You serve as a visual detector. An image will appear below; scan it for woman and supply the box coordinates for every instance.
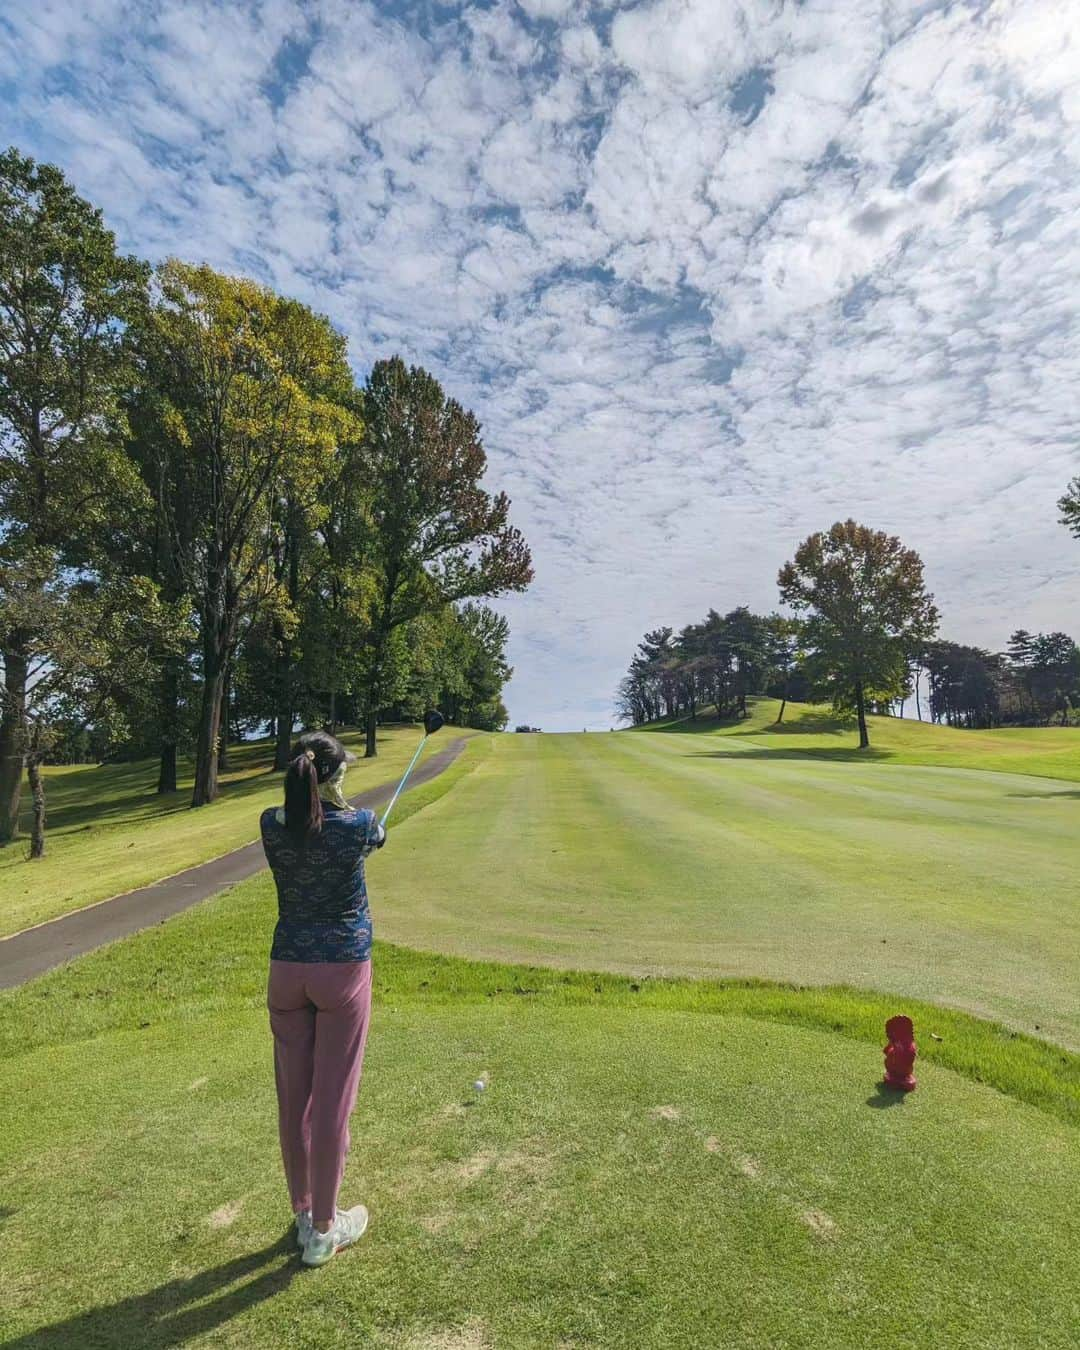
[261,730,385,1267]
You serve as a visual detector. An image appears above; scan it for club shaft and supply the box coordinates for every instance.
[379,735,427,829]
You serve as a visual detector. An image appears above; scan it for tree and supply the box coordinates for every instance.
[358,358,532,756]
[777,520,938,748]
[923,641,1003,728]
[142,262,357,805]
[763,614,802,724]
[615,609,782,727]
[1025,632,1080,725]
[0,147,148,841]
[444,603,512,729]
[1006,629,1037,721]
[0,550,185,855]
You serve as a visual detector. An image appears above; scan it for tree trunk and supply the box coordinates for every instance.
[0,643,28,844]
[855,680,870,749]
[914,668,922,722]
[776,671,789,724]
[158,743,177,796]
[157,655,180,794]
[217,665,231,775]
[192,646,227,807]
[272,633,294,769]
[27,751,46,860]
[274,712,293,770]
[365,709,377,758]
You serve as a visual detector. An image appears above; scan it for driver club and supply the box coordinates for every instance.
[379,709,445,829]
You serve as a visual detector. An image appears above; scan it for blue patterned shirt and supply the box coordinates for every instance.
[261,805,381,963]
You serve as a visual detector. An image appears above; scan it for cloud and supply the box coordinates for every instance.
[2,0,1079,728]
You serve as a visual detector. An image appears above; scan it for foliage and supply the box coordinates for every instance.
[0,147,529,853]
[778,520,938,748]
[0,145,151,844]
[616,610,795,726]
[141,261,359,804]
[0,546,189,853]
[0,146,149,550]
[356,357,532,754]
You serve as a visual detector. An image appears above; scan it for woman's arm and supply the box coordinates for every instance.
[359,810,386,856]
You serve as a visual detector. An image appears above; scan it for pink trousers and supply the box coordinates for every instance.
[267,959,372,1226]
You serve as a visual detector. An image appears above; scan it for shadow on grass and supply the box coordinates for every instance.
[688,747,891,764]
[6,1231,300,1349]
[12,725,414,842]
[640,712,749,734]
[865,1083,909,1110]
[736,712,857,738]
[14,751,279,838]
[638,704,861,740]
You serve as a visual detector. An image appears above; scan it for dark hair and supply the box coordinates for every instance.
[284,752,323,844]
[291,730,354,783]
[282,731,355,845]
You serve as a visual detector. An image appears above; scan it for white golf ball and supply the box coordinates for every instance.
[473,1080,486,1092]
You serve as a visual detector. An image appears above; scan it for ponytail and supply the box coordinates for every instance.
[284,750,323,844]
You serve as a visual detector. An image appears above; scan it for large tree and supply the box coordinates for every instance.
[0,147,148,841]
[0,552,184,855]
[142,262,356,805]
[777,520,938,748]
[357,358,532,756]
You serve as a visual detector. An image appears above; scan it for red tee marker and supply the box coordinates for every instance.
[883,1015,917,1092]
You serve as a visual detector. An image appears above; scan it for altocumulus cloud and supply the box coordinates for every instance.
[3,0,1079,728]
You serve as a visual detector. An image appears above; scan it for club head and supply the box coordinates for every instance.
[424,709,445,737]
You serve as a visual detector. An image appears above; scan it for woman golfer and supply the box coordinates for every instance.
[261,730,385,1267]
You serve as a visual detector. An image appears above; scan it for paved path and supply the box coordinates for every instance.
[0,737,467,990]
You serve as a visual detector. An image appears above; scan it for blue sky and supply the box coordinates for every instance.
[3,0,1079,729]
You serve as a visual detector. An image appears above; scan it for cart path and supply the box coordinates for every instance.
[0,737,467,990]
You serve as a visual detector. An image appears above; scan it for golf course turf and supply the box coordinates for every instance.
[0,725,464,938]
[376,706,1080,1050]
[1,705,1078,1347]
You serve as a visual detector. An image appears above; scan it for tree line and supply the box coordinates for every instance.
[619,519,1080,744]
[0,147,533,856]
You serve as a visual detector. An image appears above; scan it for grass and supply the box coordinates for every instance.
[3,709,1079,1345]
[373,714,1080,1049]
[648,696,1080,780]
[2,844,1078,1347]
[0,724,465,938]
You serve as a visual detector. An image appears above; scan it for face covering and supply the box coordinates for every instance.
[319,761,351,810]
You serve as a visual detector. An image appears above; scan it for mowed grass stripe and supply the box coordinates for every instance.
[372,729,1080,1048]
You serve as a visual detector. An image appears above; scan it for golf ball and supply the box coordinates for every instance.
[473,1080,486,1092]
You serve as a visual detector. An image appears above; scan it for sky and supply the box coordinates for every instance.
[2,0,1079,730]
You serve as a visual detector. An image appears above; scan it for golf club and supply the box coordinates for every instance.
[379,709,445,829]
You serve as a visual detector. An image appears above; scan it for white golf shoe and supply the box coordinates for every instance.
[295,1209,313,1249]
[301,1204,369,1267]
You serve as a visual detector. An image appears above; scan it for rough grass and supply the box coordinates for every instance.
[1,859,1077,1348]
[0,725,466,937]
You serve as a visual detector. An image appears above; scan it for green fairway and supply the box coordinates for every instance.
[0,726,463,938]
[374,714,1080,1050]
[2,860,1077,1349]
